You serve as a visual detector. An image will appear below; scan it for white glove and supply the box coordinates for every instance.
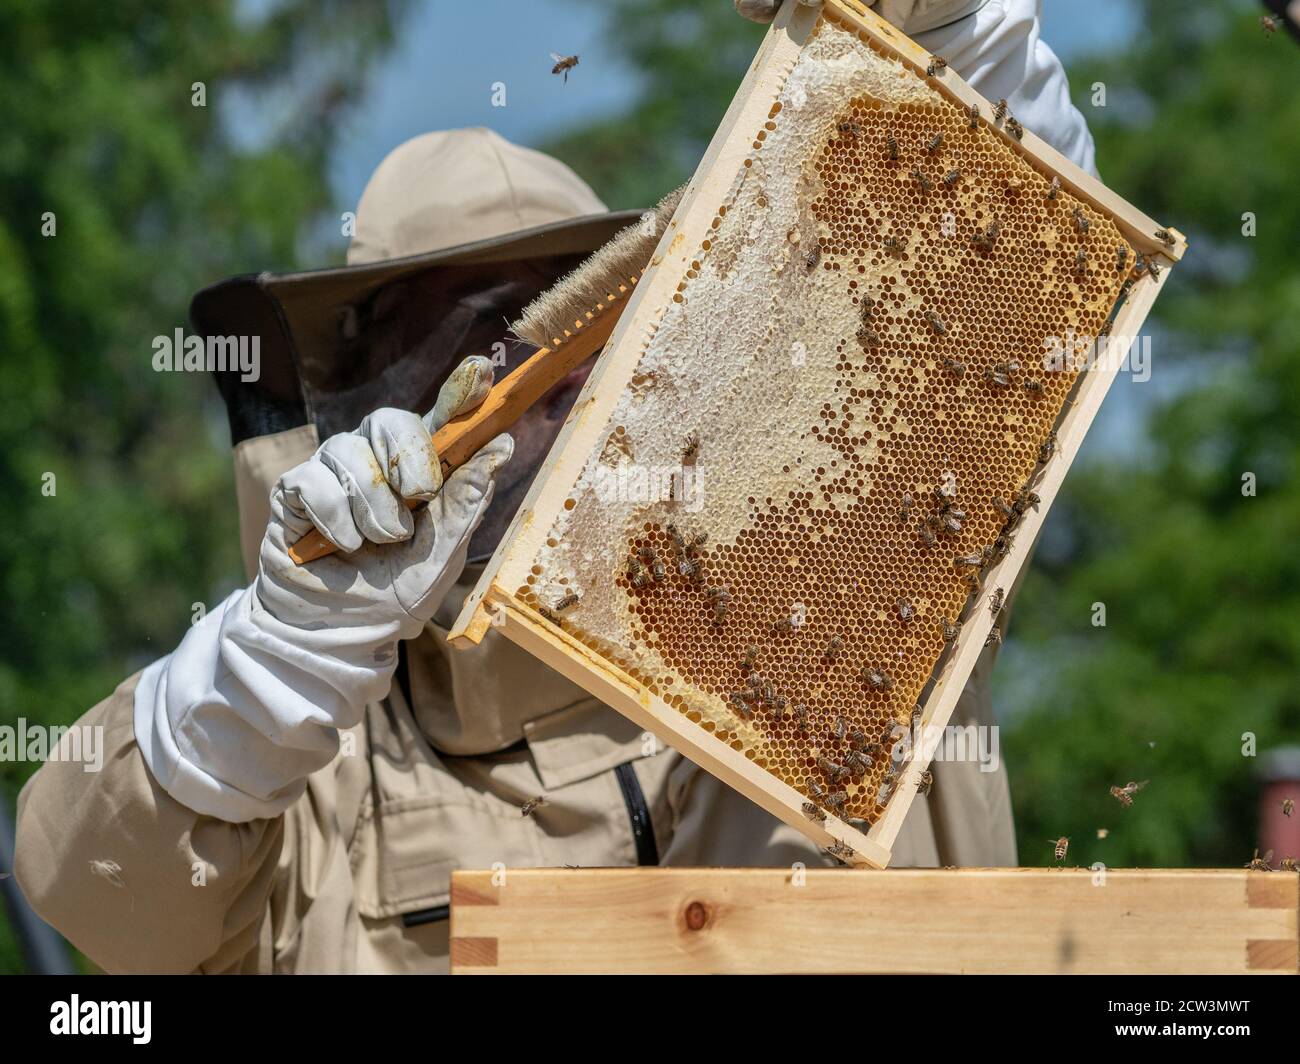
[134,357,513,823]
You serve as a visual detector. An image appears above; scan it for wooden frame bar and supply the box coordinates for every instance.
[449,0,1182,869]
[450,868,1298,975]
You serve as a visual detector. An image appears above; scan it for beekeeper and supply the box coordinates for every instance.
[17,0,1094,973]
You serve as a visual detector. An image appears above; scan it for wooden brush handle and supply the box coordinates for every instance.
[288,302,625,565]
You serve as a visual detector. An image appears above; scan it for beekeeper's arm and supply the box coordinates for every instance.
[16,357,511,972]
[737,0,1098,175]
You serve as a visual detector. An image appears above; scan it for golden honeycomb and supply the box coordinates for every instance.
[514,13,1137,827]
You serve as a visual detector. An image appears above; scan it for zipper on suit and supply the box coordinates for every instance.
[614,762,659,866]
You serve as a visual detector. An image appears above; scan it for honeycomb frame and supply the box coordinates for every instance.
[451,0,1184,868]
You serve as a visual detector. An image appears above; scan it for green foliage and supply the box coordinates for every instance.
[0,0,401,972]
[551,0,1299,869]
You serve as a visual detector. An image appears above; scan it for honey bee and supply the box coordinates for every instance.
[989,587,1005,615]
[1024,378,1044,396]
[791,703,810,736]
[1038,430,1057,464]
[1072,207,1089,234]
[954,553,983,570]
[666,523,686,554]
[818,756,850,783]
[768,697,787,722]
[991,534,1012,560]
[808,780,830,803]
[1006,117,1024,140]
[847,726,868,749]
[824,841,856,865]
[1283,798,1295,817]
[942,618,961,642]
[884,235,906,258]
[682,431,700,462]
[1116,246,1128,271]
[862,667,894,691]
[742,644,758,670]
[773,614,795,634]
[1152,228,1174,248]
[940,507,965,534]
[805,243,822,271]
[1109,779,1148,807]
[539,606,560,625]
[627,557,651,589]
[1261,14,1282,34]
[1050,836,1069,862]
[924,310,947,336]
[886,134,899,161]
[859,293,876,319]
[831,714,848,740]
[729,692,754,719]
[910,167,933,192]
[825,635,844,661]
[1074,248,1088,276]
[926,132,944,154]
[916,770,934,796]
[1281,856,1299,873]
[993,98,1009,122]
[942,357,966,378]
[554,591,580,612]
[550,52,579,81]
[802,801,827,822]
[521,795,548,817]
[926,56,947,76]
[857,325,882,349]
[1146,257,1162,279]
[962,569,980,592]
[984,363,1012,388]
[918,520,937,548]
[966,103,980,128]
[898,491,915,523]
[1012,486,1040,515]
[972,218,1001,252]
[845,749,871,777]
[897,597,915,622]
[942,169,962,187]
[1246,848,1274,872]
[1047,176,1060,201]
[824,789,848,811]
[992,496,1014,518]
[678,554,700,580]
[985,626,1002,647]
[838,119,862,140]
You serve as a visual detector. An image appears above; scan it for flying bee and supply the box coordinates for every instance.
[989,587,1005,616]
[1281,856,1299,873]
[993,98,1009,122]
[918,520,937,548]
[1006,116,1024,140]
[521,795,548,818]
[682,431,700,462]
[942,169,962,187]
[1261,14,1281,34]
[985,363,1012,388]
[1072,207,1089,234]
[1047,175,1060,201]
[802,801,827,823]
[1109,779,1148,807]
[1050,836,1069,862]
[924,310,947,336]
[1246,849,1274,872]
[942,357,966,378]
[742,644,759,670]
[825,635,844,661]
[818,756,850,783]
[897,598,915,622]
[910,167,933,192]
[627,557,651,589]
[554,591,580,612]
[1024,378,1044,396]
[966,103,980,128]
[862,667,894,691]
[926,132,944,154]
[942,618,961,643]
[884,235,906,258]
[550,52,579,82]
[985,626,1002,647]
[1038,430,1057,464]
[1284,798,1295,817]
[926,56,947,76]
[805,243,821,271]
[886,134,899,160]
[915,770,934,796]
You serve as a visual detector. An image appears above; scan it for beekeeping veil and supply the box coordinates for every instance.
[192,127,643,578]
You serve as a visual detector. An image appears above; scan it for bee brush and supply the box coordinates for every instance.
[289,185,685,565]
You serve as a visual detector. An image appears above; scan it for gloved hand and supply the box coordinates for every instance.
[134,357,513,823]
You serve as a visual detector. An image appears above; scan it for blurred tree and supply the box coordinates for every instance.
[0,0,403,971]
[551,0,1299,869]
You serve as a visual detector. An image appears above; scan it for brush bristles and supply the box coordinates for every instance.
[512,184,686,348]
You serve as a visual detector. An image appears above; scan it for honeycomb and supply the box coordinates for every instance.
[516,12,1136,828]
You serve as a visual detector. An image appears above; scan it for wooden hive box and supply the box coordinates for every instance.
[451,0,1185,867]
